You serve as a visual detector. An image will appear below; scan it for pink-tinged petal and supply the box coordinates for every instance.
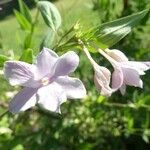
[4,61,36,87]
[120,84,126,95]
[94,65,113,97]
[94,75,112,97]
[36,48,58,78]
[55,76,86,99]
[102,49,150,92]
[54,51,79,76]
[143,62,150,68]
[122,67,142,87]
[106,49,128,62]
[94,66,111,84]
[100,66,111,82]
[9,87,37,113]
[122,61,150,74]
[37,82,67,113]
[112,68,123,89]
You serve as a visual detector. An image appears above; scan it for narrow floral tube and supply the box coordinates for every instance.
[79,40,115,96]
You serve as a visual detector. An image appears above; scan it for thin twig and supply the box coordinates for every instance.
[101,102,150,111]
[0,101,8,109]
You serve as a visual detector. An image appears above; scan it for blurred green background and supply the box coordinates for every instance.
[0,0,150,149]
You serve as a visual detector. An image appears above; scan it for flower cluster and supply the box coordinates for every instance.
[3,45,150,114]
[81,43,150,96]
[98,49,150,95]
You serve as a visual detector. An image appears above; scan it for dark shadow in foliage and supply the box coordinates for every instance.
[0,0,59,20]
[0,0,35,20]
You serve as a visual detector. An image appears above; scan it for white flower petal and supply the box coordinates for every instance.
[94,75,112,97]
[139,79,143,88]
[9,87,37,113]
[122,61,150,74]
[143,62,150,68]
[112,68,123,89]
[94,65,113,97]
[95,65,111,83]
[106,49,128,62]
[36,48,58,78]
[54,51,79,76]
[122,67,142,87]
[4,61,36,87]
[37,82,67,113]
[55,76,86,99]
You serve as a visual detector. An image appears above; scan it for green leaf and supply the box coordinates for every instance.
[19,48,33,64]
[143,135,149,143]
[18,0,32,23]
[0,55,9,67]
[37,1,61,31]
[85,9,150,49]
[23,33,32,49]
[40,29,56,49]
[14,9,31,31]
[0,127,12,134]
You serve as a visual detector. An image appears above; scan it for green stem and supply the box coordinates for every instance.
[31,9,39,36]
[0,110,9,119]
[25,9,39,49]
[78,39,96,66]
[102,102,150,110]
[121,128,150,135]
[53,26,74,50]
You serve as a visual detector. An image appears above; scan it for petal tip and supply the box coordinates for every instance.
[67,51,79,64]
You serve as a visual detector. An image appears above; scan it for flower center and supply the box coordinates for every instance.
[41,77,49,86]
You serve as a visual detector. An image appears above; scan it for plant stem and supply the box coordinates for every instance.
[31,9,39,37]
[102,102,150,110]
[53,25,74,49]
[0,110,9,119]
[25,9,39,49]
[78,39,97,66]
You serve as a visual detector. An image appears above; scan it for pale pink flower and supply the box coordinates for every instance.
[81,44,114,96]
[93,65,114,96]
[99,49,150,95]
[4,48,86,114]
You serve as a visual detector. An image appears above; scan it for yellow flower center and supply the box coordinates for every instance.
[41,77,49,86]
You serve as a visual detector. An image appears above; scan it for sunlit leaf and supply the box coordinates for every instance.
[85,9,150,49]
[37,1,61,31]
[14,10,31,31]
[143,135,149,143]
[0,127,12,134]
[23,33,32,49]
[18,0,32,23]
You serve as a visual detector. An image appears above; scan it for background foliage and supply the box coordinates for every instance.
[0,0,150,149]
